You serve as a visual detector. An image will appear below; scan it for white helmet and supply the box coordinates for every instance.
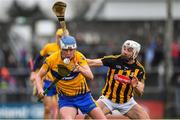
[122,40,141,59]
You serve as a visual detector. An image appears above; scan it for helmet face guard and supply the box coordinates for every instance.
[122,40,141,60]
[60,36,77,49]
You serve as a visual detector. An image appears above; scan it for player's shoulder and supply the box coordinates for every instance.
[135,60,145,71]
[46,50,60,60]
[75,51,86,60]
[44,42,57,47]
[75,50,85,57]
[103,54,120,59]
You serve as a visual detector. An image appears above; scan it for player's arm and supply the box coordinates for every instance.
[75,64,94,80]
[131,68,146,96]
[56,28,69,46]
[87,55,117,67]
[87,59,103,67]
[131,77,144,96]
[28,59,36,83]
[35,63,49,98]
[74,53,94,80]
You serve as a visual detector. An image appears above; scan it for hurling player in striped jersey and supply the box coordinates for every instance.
[87,40,150,119]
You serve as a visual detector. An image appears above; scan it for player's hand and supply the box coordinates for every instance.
[33,86,38,96]
[64,29,69,36]
[73,64,80,72]
[37,89,44,100]
[30,72,36,83]
[56,28,69,37]
[130,77,138,88]
[38,93,44,100]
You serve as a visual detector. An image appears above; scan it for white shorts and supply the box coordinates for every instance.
[98,95,137,115]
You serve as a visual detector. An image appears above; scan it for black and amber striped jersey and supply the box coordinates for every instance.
[101,54,146,104]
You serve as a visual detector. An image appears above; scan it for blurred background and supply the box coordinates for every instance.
[0,0,179,119]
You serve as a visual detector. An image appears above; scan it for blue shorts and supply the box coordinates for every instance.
[43,80,57,96]
[58,92,97,114]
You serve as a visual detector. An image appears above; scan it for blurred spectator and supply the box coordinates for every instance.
[0,49,5,67]
[151,35,164,67]
[171,40,180,66]
[145,34,164,71]
[2,45,18,68]
[20,48,28,68]
[145,38,156,71]
[0,67,17,92]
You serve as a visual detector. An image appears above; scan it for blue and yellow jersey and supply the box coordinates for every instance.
[42,50,90,96]
[40,43,60,81]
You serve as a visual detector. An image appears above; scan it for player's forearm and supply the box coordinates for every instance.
[35,75,44,94]
[87,59,103,67]
[30,72,36,84]
[78,65,94,80]
[133,81,144,96]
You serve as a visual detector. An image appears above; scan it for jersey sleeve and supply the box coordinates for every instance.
[33,44,49,71]
[40,44,49,56]
[33,53,44,71]
[101,55,116,67]
[42,55,53,72]
[77,52,88,66]
[137,67,146,83]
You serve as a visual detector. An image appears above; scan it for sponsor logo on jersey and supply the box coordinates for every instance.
[114,74,131,84]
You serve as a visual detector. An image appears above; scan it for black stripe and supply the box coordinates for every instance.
[108,69,119,100]
[58,17,65,21]
[56,3,66,7]
[50,69,63,80]
[121,68,130,103]
[76,86,79,95]
[128,86,133,100]
[122,69,127,76]
[123,84,130,103]
[51,68,79,81]
[129,88,133,98]
[33,54,44,71]
[115,83,122,103]
[103,68,112,95]
[84,82,87,93]
[80,82,83,94]
[59,89,65,95]
[75,89,78,95]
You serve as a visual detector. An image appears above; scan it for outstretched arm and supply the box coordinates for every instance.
[87,59,103,67]
[35,66,48,98]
